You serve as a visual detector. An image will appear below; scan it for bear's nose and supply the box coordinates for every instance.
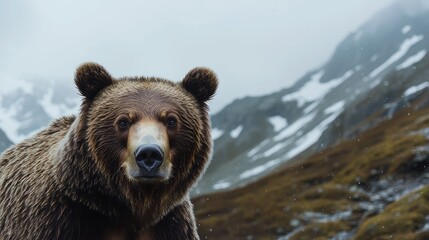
[134,144,164,172]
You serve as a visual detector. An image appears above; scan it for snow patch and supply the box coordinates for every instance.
[369,35,424,78]
[301,210,352,223]
[331,231,353,240]
[277,227,305,240]
[39,88,79,119]
[419,216,429,232]
[282,71,323,107]
[239,158,281,179]
[396,49,427,70]
[370,78,382,89]
[0,100,22,142]
[247,139,270,158]
[273,113,316,142]
[230,125,243,138]
[212,128,224,140]
[285,128,321,159]
[286,110,342,159]
[262,142,287,157]
[213,181,231,190]
[303,101,319,114]
[324,101,345,115]
[0,80,33,143]
[282,71,352,107]
[369,179,426,203]
[0,98,44,143]
[268,116,288,132]
[370,55,379,62]
[402,25,412,34]
[404,82,429,97]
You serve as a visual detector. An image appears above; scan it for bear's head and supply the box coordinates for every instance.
[73,63,217,219]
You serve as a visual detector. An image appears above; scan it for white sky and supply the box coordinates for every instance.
[0,0,395,113]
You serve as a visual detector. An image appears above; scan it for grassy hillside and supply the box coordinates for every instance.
[194,91,429,239]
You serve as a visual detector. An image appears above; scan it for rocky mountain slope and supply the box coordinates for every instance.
[0,129,12,153]
[194,54,429,239]
[193,0,429,196]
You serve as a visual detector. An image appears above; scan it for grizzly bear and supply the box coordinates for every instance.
[0,63,218,240]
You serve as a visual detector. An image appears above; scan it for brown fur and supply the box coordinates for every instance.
[0,63,218,240]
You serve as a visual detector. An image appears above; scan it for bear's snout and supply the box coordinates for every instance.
[125,121,172,182]
[134,144,164,173]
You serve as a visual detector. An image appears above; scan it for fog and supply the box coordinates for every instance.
[0,0,395,112]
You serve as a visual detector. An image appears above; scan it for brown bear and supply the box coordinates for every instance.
[0,63,218,240]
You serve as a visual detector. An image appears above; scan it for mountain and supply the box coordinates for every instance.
[194,54,429,239]
[192,0,429,196]
[0,80,79,145]
[0,128,12,153]
[192,1,429,239]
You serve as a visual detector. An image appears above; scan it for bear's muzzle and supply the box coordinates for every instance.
[134,144,164,175]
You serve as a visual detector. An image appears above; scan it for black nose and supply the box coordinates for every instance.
[134,144,164,172]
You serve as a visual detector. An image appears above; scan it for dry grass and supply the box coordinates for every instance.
[355,186,429,240]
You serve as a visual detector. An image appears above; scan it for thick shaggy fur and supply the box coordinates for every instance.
[0,63,218,240]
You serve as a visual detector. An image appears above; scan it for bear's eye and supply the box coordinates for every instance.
[166,116,177,129]
[117,118,130,130]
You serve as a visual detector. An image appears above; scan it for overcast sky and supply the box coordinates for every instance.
[0,0,396,113]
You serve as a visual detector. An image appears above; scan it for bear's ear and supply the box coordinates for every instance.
[75,63,113,100]
[181,67,218,103]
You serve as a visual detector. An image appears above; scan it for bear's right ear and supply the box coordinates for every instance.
[181,67,218,103]
[75,63,113,100]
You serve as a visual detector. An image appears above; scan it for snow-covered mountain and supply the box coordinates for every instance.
[0,80,79,144]
[193,0,429,195]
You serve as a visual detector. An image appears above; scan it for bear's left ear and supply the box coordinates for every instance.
[181,67,218,103]
[75,62,113,100]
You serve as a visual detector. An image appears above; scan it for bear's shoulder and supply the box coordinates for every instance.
[0,115,76,168]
